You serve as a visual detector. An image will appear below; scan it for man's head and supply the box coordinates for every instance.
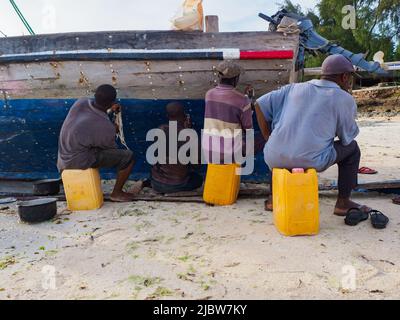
[94,84,117,112]
[216,61,243,88]
[320,54,357,92]
[166,102,187,123]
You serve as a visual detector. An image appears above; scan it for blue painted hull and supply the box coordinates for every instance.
[0,99,270,182]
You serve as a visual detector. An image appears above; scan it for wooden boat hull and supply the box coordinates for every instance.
[0,31,299,181]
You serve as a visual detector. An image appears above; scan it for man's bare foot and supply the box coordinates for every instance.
[127,181,144,196]
[264,195,273,212]
[110,191,135,203]
[334,199,371,216]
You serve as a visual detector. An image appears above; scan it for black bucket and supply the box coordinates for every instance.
[18,198,57,223]
[33,179,61,196]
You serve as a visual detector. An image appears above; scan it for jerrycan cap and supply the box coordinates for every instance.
[292,168,305,174]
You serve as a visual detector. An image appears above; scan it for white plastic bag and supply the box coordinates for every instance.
[171,0,204,31]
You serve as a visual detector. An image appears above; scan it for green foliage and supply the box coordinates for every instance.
[395,44,400,60]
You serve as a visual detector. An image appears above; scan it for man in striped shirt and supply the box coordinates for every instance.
[202,61,265,165]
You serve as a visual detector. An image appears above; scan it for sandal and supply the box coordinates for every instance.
[370,210,389,229]
[264,197,273,212]
[393,197,400,205]
[344,208,370,226]
[358,167,378,175]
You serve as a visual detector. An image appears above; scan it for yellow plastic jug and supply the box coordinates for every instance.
[203,164,241,206]
[273,168,319,236]
[62,169,104,211]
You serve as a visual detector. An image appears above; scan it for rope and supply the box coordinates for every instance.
[9,0,35,35]
[0,29,7,37]
[277,22,300,34]
[114,111,130,151]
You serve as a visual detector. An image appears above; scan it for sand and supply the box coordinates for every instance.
[0,116,399,300]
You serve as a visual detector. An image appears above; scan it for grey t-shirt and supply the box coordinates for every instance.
[57,98,117,171]
[257,79,359,172]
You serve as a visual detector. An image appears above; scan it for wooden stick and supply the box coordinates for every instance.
[205,15,219,33]
[2,180,400,203]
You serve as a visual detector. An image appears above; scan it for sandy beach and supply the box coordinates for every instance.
[0,115,399,300]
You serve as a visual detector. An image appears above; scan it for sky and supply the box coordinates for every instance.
[0,0,317,37]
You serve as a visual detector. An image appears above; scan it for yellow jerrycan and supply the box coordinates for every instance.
[273,168,319,236]
[203,164,241,206]
[62,168,104,211]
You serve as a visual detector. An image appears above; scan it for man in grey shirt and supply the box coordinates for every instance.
[255,55,369,216]
[58,84,140,202]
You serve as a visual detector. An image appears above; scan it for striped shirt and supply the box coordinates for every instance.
[202,84,252,163]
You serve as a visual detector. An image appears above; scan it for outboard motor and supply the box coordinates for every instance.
[259,10,388,76]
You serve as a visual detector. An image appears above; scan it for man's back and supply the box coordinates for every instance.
[151,123,190,185]
[258,79,359,172]
[57,98,116,171]
[203,84,252,163]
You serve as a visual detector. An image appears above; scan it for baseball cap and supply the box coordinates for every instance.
[321,54,361,77]
[216,61,243,79]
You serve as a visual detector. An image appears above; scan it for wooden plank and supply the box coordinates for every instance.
[0,59,293,82]
[2,180,399,204]
[356,180,400,190]
[1,80,289,100]
[0,59,292,99]
[0,31,299,55]
[205,16,219,33]
[0,69,290,92]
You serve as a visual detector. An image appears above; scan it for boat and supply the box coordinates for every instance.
[1,10,387,181]
[0,26,299,181]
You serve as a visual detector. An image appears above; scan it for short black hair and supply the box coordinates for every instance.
[95,84,117,107]
[166,102,185,121]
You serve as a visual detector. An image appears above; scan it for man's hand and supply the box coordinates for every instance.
[111,103,122,114]
[255,102,271,142]
[244,85,255,99]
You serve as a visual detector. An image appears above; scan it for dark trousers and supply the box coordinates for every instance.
[334,140,361,199]
[151,172,204,194]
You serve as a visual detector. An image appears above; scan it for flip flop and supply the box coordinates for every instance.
[393,197,400,205]
[370,210,389,229]
[358,167,378,175]
[264,197,273,212]
[344,208,370,226]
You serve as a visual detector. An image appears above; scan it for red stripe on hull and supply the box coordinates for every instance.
[240,50,294,60]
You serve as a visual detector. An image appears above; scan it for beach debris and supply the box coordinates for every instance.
[128,275,163,288]
[224,262,240,268]
[379,259,395,266]
[0,256,16,270]
[0,207,15,215]
[146,286,174,300]
[177,254,191,262]
[201,282,210,291]
[118,207,147,217]
[183,232,194,239]
[177,272,195,282]
[370,289,384,294]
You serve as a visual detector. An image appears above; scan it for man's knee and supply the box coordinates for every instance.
[119,150,135,171]
[94,149,135,171]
